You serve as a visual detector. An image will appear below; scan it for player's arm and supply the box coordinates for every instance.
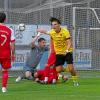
[30,32,41,48]
[37,29,50,35]
[66,38,72,53]
[65,28,72,53]
[11,42,15,61]
[10,29,16,62]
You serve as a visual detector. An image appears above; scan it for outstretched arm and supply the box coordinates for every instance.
[37,28,50,35]
[30,32,41,48]
[11,42,15,62]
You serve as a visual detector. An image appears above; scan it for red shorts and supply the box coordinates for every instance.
[0,58,11,69]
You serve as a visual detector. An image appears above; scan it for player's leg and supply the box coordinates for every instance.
[1,59,11,93]
[54,55,65,83]
[44,38,56,83]
[15,65,33,82]
[66,52,79,86]
[25,71,33,80]
[2,69,8,93]
[55,54,65,73]
[44,52,56,83]
[55,55,70,83]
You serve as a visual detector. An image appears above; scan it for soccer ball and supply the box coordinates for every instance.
[18,23,25,31]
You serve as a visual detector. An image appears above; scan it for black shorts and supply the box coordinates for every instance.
[55,52,73,67]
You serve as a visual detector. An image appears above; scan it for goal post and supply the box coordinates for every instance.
[72,7,100,70]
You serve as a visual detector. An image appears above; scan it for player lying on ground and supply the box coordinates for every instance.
[0,12,15,93]
[34,67,58,84]
[37,17,79,86]
[16,33,49,82]
[43,39,57,83]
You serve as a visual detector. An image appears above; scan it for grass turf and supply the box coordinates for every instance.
[0,77,100,100]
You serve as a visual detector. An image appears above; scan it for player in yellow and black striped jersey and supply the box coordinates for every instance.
[37,17,79,86]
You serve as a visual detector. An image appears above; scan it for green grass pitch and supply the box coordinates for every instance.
[0,76,100,100]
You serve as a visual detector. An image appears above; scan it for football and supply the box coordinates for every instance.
[18,23,25,31]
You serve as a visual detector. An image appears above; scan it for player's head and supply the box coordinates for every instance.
[38,38,46,48]
[49,17,61,31]
[34,72,38,78]
[0,12,6,23]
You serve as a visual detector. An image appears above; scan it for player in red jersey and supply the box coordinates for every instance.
[34,67,58,84]
[44,39,57,83]
[0,12,15,93]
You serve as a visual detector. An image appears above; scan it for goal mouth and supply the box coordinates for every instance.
[72,7,100,70]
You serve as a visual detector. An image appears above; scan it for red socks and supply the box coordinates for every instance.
[2,70,8,88]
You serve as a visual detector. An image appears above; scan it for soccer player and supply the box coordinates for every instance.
[16,34,49,82]
[0,12,15,92]
[34,67,58,84]
[44,39,57,83]
[37,17,79,86]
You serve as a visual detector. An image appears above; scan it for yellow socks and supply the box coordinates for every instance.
[71,76,78,81]
[71,76,79,86]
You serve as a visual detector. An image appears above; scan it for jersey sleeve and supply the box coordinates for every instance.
[11,29,15,43]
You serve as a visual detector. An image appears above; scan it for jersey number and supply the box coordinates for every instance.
[1,34,7,46]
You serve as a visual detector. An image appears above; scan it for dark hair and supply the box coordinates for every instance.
[38,38,46,43]
[49,17,61,24]
[0,12,6,23]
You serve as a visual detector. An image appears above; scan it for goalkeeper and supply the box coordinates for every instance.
[16,33,49,82]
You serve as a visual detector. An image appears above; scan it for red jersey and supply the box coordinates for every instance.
[37,68,58,84]
[0,24,15,59]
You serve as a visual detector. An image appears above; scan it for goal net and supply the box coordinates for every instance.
[73,7,100,71]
